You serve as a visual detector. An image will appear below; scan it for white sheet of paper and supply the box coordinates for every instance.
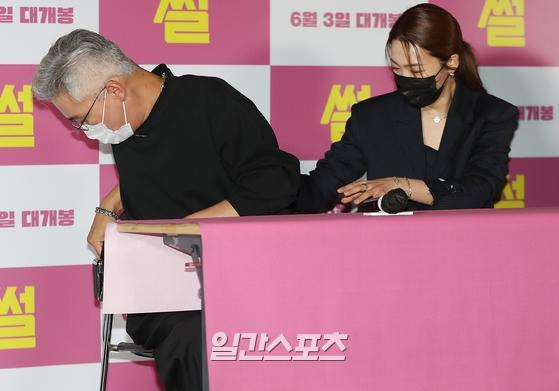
[363,211,414,216]
[102,223,202,314]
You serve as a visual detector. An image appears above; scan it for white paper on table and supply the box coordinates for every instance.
[102,223,202,314]
[363,211,414,216]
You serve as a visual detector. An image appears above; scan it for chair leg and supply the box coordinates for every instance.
[100,313,114,391]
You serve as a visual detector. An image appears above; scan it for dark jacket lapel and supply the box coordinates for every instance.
[437,82,478,161]
[392,81,479,180]
[393,94,425,178]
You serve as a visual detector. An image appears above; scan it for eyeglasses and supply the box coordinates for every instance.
[70,88,105,131]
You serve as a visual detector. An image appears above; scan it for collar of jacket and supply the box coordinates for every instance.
[391,80,480,178]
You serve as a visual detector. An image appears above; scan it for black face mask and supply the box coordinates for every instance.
[394,66,449,108]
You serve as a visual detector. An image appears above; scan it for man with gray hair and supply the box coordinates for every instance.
[33,29,300,390]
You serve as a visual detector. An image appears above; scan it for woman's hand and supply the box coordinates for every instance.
[337,177,401,205]
[338,177,434,206]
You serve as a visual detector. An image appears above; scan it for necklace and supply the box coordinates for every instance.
[423,107,447,124]
[432,114,447,124]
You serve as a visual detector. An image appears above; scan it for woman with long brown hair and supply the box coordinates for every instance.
[296,3,518,212]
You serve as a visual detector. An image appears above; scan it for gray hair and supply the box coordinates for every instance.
[32,29,138,102]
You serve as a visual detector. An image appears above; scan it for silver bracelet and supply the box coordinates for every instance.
[95,207,119,220]
[404,177,412,198]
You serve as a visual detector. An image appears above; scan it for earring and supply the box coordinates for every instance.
[449,71,455,78]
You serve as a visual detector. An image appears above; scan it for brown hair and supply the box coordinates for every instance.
[386,3,486,93]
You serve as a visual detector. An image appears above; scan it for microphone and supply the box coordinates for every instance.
[357,188,409,214]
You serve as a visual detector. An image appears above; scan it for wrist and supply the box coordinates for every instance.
[412,179,434,205]
[403,177,412,198]
[100,186,122,213]
[99,197,120,213]
[95,207,120,220]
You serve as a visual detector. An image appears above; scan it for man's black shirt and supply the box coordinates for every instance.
[112,65,300,219]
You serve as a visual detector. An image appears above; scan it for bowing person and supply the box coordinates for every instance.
[32,29,300,391]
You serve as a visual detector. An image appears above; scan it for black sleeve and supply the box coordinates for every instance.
[295,107,367,213]
[208,81,300,216]
[426,103,519,209]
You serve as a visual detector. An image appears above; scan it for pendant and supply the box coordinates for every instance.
[433,116,442,124]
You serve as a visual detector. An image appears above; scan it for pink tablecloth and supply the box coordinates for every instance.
[197,208,559,391]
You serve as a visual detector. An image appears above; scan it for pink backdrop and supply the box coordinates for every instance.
[1,0,558,389]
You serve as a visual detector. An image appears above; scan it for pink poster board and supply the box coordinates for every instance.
[198,209,559,391]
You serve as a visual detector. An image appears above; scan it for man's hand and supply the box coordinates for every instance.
[87,213,116,255]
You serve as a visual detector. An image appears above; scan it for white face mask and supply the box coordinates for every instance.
[84,90,134,144]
